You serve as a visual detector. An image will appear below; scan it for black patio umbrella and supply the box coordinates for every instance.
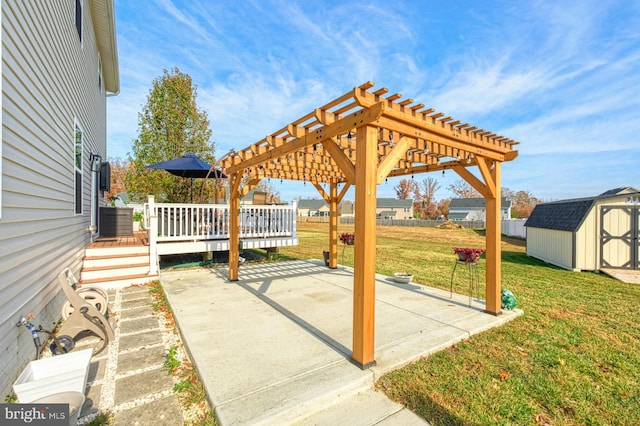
[145,154,227,201]
[145,153,226,178]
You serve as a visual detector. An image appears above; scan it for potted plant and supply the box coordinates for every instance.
[132,211,144,232]
[452,247,484,263]
[339,232,355,245]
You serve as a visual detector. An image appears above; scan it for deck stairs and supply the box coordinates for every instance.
[80,242,158,289]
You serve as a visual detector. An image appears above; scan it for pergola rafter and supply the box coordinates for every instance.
[218,82,520,369]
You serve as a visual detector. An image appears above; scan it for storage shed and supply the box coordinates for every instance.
[525,187,640,271]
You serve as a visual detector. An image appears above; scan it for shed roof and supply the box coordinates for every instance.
[525,187,640,232]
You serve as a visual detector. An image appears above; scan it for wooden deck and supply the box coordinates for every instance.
[89,231,149,249]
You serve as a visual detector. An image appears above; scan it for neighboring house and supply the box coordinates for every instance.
[340,200,354,218]
[297,198,330,216]
[241,188,284,205]
[376,198,413,220]
[449,197,512,221]
[297,198,409,219]
[0,0,119,396]
[525,187,640,271]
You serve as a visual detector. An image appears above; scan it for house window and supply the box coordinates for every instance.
[75,0,82,43]
[74,123,83,214]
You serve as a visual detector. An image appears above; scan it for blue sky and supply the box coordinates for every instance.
[108,0,640,203]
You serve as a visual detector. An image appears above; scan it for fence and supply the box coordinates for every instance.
[299,215,527,237]
[339,217,486,229]
[501,219,527,238]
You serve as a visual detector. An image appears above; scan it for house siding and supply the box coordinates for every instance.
[0,0,110,396]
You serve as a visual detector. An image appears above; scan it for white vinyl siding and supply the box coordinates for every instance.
[575,206,598,271]
[526,228,574,270]
[0,0,109,396]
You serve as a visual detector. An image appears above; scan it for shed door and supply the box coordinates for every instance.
[600,206,639,270]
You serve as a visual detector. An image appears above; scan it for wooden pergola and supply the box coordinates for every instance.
[218,82,519,368]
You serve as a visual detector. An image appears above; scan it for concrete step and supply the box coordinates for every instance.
[215,359,374,426]
[81,263,151,281]
[291,389,428,426]
[83,253,150,268]
[80,273,158,289]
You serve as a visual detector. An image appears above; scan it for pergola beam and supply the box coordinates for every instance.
[376,135,413,184]
[225,102,385,175]
[452,165,488,197]
[322,138,356,184]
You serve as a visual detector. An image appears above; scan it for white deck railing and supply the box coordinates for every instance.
[144,198,298,242]
[144,196,298,274]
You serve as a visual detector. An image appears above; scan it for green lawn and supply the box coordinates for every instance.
[276,222,640,425]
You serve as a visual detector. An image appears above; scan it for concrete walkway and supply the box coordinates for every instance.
[600,268,640,284]
[161,260,522,425]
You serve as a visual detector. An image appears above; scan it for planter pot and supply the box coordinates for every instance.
[393,272,413,284]
[13,349,92,403]
[457,252,468,262]
[31,391,85,425]
[323,250,330,267]
[133,221,141,232]
[345,240,354,246]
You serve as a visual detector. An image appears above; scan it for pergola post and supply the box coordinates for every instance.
[352,125,378,368]
[485,161,502,314]
[228,172,241,281]
[329,182,338,268]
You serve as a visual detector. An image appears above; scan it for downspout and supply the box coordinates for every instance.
[90,153,102,241]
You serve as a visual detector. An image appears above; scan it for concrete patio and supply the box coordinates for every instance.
[161,260,523,425]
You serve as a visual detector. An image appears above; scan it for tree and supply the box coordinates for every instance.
[418,177,440,219]
[125,67,216,202]
[511,190,540,218]
[106,157,130,202]
[436,198,450,219]
[502,187,540,218]
[394,179,417,200]
[447,179,480,199]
